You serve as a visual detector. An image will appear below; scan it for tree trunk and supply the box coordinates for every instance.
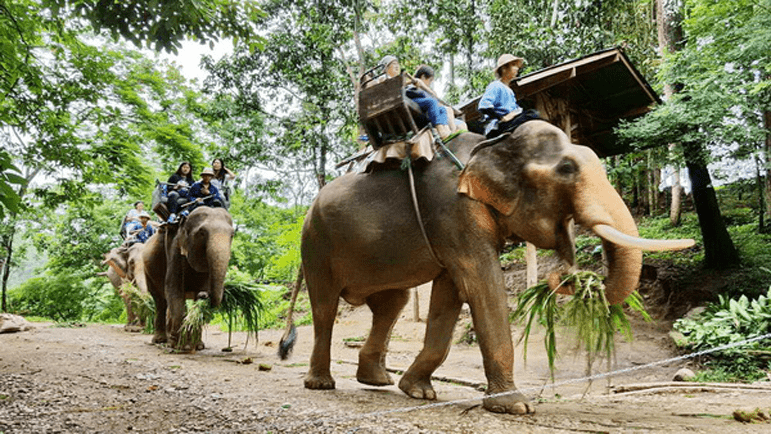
[683,142,739,268]
[647,152,655,216]
[756,155,765,232]
[764,109,771,223]
[669,167,682,226]
[1,225,16,312]
[657,0,685,226]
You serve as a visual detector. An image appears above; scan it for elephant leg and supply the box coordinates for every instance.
[121,291,136,326]
[304,276,340,390]
[165,257,187,350]
[150,288,167,344]
[464,266,534,415]
[399,272,462,400]
[357,288,409,386]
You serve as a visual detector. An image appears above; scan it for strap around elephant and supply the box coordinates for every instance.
[404,144,445,269]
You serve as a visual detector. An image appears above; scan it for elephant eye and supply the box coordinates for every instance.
[557,158,577,176]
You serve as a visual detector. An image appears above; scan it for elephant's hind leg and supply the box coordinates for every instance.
[304,279,340,390]
[357,288,409,386]
[399,273,462,400]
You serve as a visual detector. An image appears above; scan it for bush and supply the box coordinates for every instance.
[9,273,91,322]
[672,284,771,382]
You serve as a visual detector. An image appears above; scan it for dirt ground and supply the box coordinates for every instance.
[2,264,771,433]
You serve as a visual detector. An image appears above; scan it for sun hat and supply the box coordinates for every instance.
[495,54,525,78]
[200,168,215,177]
[138,211,151,219]
[379,55,398,68]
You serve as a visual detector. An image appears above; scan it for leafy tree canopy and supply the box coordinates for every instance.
[43,0,265,53]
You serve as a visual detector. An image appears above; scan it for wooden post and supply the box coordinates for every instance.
[412,287,420,322]
[526,242,538,288]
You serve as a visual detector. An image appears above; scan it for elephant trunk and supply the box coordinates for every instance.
[133,265,149,295]
[596,220,642,306]
[205,233,232,308]
[574,156,642,305]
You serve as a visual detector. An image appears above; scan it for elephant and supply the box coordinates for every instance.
[293,119,693,415]
[142,206,234,351]
[103,242,150,331]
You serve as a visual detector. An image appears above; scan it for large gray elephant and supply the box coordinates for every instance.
[143,206,234,351]
[296,120,692,415]
[103,243,149,331]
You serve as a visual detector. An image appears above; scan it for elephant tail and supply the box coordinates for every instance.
[278,265,303,360]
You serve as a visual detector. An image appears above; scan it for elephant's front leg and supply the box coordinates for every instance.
[164,258,187,350]
[465,265,534,415]
[357,288,409,386]
[149,288,167,344]
[399,272,462,400]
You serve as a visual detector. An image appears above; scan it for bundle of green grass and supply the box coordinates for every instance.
[120,282,155,333]
[511,271,650,378]
[179,271,265,350]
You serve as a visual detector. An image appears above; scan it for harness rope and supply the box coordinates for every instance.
[404,142,444,269]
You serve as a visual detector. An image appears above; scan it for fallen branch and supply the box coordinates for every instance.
[600,386,771,398]
[611,381,771,393]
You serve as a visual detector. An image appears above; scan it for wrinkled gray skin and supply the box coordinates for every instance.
[301,120,643,415]
[143,207,234,351]
[103,243,149,330]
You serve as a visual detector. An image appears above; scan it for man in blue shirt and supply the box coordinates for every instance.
[186,168,224,211]
[478,54,526,138]
[126,211,155,244]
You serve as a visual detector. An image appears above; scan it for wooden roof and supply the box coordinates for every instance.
[460,47,660,157]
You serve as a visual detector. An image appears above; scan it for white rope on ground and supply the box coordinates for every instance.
[321,332,771,424]
[220,332,771,432]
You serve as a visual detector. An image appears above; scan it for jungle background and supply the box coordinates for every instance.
[1,0,771,385]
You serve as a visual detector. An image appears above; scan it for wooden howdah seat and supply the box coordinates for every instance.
[359,71,429,149]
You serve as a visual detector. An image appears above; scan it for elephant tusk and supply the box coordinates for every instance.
[592,224,695,251]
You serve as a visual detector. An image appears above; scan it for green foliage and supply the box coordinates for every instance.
[617,0,771,169]
[511,271,650,378]
[229,196,305,281]
[0,150,25,219]
[637,213,704,266]
[44,0,265,54]
[179,299,214,349]
[256,286,312,330]
[8,272,119,323]
[673,285,771,382]
[218,268,266,345]
[121,281,156,332]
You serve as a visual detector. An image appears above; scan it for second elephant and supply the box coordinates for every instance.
[103,242,150,330]
[143,206,234,351]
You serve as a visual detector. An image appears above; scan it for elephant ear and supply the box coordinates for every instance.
[177,225,190,257]
[458,135,523,216]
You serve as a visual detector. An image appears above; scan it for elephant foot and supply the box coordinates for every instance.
[398,374,437,400]
[196,341,205,351]
[152,333,167,344]
[483,390,535,415]
[304,372,335,390]
[356,362,393,386]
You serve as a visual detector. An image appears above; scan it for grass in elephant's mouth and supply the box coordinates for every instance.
[510,271,651,379]
[179,277,266,350]
[180,299,214,349]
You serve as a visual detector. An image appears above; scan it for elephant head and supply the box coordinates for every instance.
[174,206,234,307]
[458,120,692,304]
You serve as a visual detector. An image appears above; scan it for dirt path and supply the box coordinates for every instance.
[2,285,770,433]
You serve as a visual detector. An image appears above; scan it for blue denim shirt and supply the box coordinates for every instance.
[478,80,521,120]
